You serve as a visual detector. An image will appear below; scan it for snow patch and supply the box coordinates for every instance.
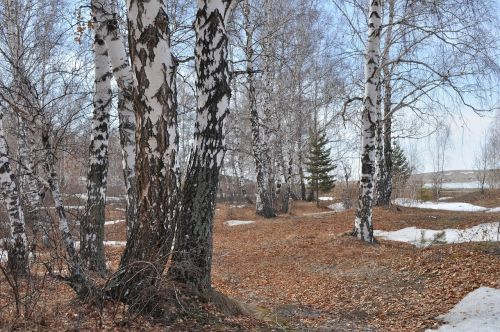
[393,198,489,212]
[0,250,6,263]
[486,207,500,213]
[225,220,255,226]
[374,222,500,247]
[303,211,336,216]
[328,203,346,212]
[426,287,500,331]
[105,219,126,226]
[229,205,246,208]
[423,181,481,189]
[318,196,335,201]
[437,197,453,201]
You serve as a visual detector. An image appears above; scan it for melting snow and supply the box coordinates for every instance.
[303,211,336,216]
[437,197,453,201]
[374,222,500,247]
[487,207,500,213]
[75,240,126,249]
[423,182,481,189]
[229,205,246,208]
[318,196,335,201]
[105,219,126,226]
[328,203,346,212]
[0,250,6,263]
[394,198,489,212]
[426,287,500,331]
[225,220,255,226]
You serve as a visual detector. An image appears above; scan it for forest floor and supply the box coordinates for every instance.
[1,190,499,331]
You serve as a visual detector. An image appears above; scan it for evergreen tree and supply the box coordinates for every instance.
[392,141,413,192]
[305,127,336,206]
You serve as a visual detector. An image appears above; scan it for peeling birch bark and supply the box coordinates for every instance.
[109,0,180,298]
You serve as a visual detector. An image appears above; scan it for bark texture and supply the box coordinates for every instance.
[0,112,28,273]
[17,116,49,246]
[42,130,78,262]
[353,0,382,243]
[110,0,180,299]
[170,0,234,291]
[376,0,395,207]
[243,0,275,218]
[100,0,138,236]
[80,0,112,272]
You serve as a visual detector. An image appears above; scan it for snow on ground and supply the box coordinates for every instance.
[71,193,125,202]
[318,196,335,201]
[75,241,126,249]
[423,181,481,189]
[302,211,336,216]
[374,222,500,247]
[394,198,490,212]
[426,287,500,332]
[327,203,346,212]
[41,206,85,210]
[104,219,126,226]
[437,197,453,201]
[0,250,6,263]
[229,205,246,208]
[487,207,500,213]
[103,241,126,246]
[225,220,255,226]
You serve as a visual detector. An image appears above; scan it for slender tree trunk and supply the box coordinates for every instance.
[17,115,50,246]
[110,0,180,299]
[170,0,234,292]
[0,112,28,274]
[100,0,138,237]
[242,0,274,218]
[80,1,112,272]
[3,0,28,273]
[378,93,393,205]
[353,0,382,243]
[374,83,383,204]
[376,0,394,207]
[41,130,77,263]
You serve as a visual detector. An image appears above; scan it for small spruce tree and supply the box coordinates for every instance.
[392,141,413,194]
[305,127,336,206]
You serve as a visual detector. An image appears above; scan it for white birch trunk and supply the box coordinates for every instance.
[170,0,234,291]
[0,112,28,273]
[41,130,77,262]
[243,0,275,218]
[17,116,49,246]
[80,0,112,272]
[98,0,138,236]
[354,0,382,243]
[110,0,180,298]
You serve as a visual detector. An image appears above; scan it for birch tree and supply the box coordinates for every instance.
[353,0,381,243]
[0,111,28,273]
[98,0,138,236]
[80,0,112,272]
[242,0,275,218]
[109,0,180,299]
[170,0,234,291]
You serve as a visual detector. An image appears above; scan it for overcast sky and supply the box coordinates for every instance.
[405,111,497,173]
